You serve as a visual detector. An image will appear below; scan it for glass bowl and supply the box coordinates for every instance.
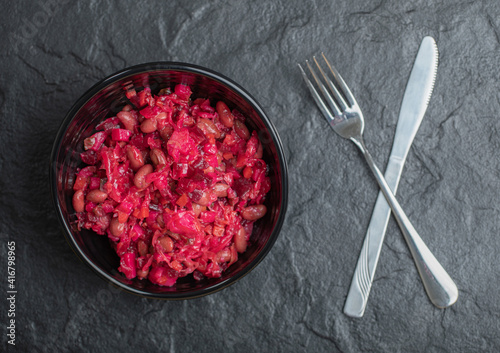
[50,62,288,299]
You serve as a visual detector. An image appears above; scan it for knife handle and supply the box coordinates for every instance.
[353,139,459,312]
[343,157,402,317]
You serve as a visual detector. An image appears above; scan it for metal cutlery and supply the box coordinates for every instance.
[344,36,441,317]
[298,52,458,310]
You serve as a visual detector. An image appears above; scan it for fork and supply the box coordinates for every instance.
[298,54,458,309]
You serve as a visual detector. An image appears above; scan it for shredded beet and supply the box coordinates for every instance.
[72,84,271,286]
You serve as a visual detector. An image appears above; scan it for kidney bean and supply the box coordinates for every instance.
[156,111,167,121]
[243,166,252,179]
[158,88,171,95]
[216,101,234,128]
[170,260,183,271]
[234,227,247,253]
[110,218,126,237]
[192,203,206,217]
[86,189,108,203]
[159,236,174,252]
[72,189,85,213]
[159,125,174,141]
[136,269,149,279]
[241,205,267,221]
[167,231,181,241]
[195,190,211,206]
[213,183,229,197]
[92,204,106,217]
[254,142,263,159]
[204,166,215,174]
[126,145,145,170]
[197,118,221,138]
[216,248,232,263]
[140,117,157,133]
[134,164,153,189]
[137,240,149,257]
[150,148,167,166]
[156,213,165,228]
[117,111,137,131]
[216,162,226,172]
[234,120,250,140]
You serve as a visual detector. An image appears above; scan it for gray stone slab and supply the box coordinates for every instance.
[1,0,499,351]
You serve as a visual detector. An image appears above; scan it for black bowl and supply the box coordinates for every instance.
[50,62,288,299]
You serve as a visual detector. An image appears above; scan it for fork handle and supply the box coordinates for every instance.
[352,137,458,308]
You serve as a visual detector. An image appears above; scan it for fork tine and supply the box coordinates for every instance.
[304,60,342,117]
[298,63,337,122]
[321,53,356,106]
[313,56,349,110]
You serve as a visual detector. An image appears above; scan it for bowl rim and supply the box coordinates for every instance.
[49,61,288,299]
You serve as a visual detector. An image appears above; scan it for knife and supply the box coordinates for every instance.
[344,36,440,318]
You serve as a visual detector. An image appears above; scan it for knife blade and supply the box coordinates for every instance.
[343,36,439,318]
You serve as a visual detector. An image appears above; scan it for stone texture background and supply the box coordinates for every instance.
[1,0,500,352]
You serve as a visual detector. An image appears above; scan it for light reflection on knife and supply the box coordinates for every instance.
[344,36,439,318]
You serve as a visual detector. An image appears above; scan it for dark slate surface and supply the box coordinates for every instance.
[1,0,500,352]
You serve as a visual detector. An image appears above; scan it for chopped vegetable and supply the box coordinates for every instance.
[72,84,270,286]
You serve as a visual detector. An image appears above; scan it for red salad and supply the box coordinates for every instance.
[72,84,270,286]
